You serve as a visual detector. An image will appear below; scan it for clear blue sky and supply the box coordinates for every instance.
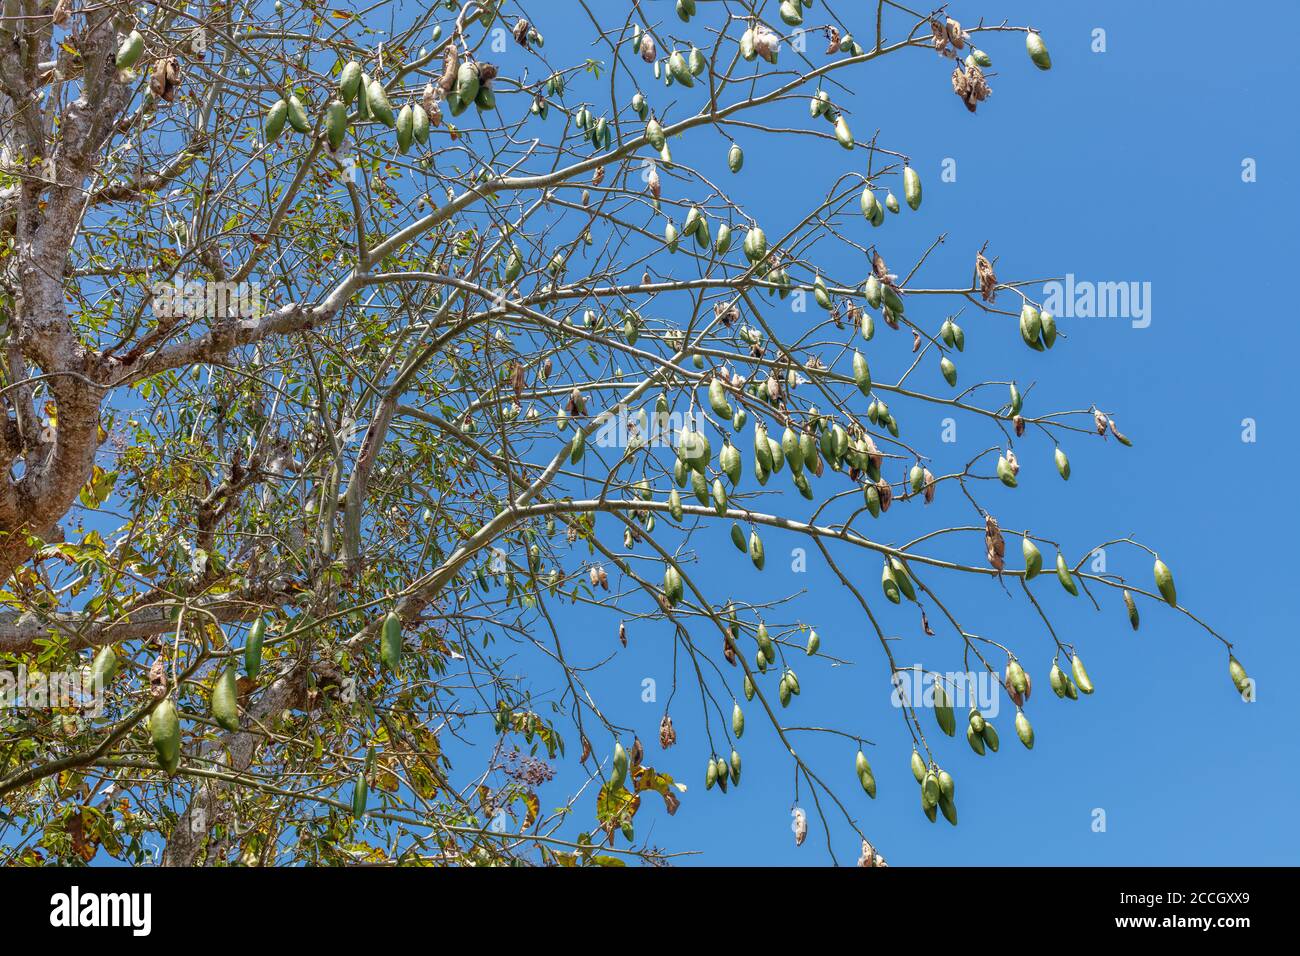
[518,0,1297,866]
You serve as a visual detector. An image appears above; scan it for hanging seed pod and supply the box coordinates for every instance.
[1041,311,1058,347]
[570,426,585,464]
[1123,589,1140,630]
[1006,658,1028,696]
[1054,447,1071,480]
[1015,711,1035,749]
[211,664,239,731]
[1026,31,1052,70]
[938,793,958,826]
[667,50,693,86]
[396,104,414,152]
[864,482,881,517]
[860,187,879,221]
[982,721,1000,751]
[834,114,854,149]
[921,772,940,809]
[806,629,820,655]
[324,100,348,150]
[727,143,744,172]
[743,674,756,701]
[1049,661,1068,698]
[116,30,145,71]
[715,222,732,254]
[881,561,901,604]
[1153,559,1177,606]
[381,611,403,670]
[903,166,922,210]
[778,676,792,707]
[1009,382,1023,416]
[1056,552,1078,596]
[245,618,266,677]
[940,356,957,386]
[910,749,926,783]
[1228,656,1251,696]
[885,192,900,214]
[150,699,181,775]
[1023,536,1043,579]
[1019,304,1044,350]
[611,741,630,788]
[264,99,289,143]
[729,749,742,784]
[729,522,746,552]
[966,723,986,755]
[285,94,309,133]
[89,646,118,690]
[351,772,368,817]
[1071,654,1095,695]
[934,684,956,736]
[852,350,872,395]
[996,455,1017,488]
[749,530,765,570]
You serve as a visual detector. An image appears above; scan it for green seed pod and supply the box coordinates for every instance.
[921,772,940,809]
[668,488,684,522]
[691,469,708,505]
[859,308,875,341]
[1123,589,1140,630]
[731,702,745,738]
[381,611,403,670]
[1041,311,1058,347]
[910,749,926,783]
[864,273,882,307]
[743,674,755,701]
[1009,382,1023,416]
[934,684,956,736]
[715,222,732,254]
[611,741,629,788]
[325,99,348,150]
[708,378,733,419]
[923,799,938,823]
[1056,551,1078,596]
[730,749,742,784]
[856,751,876,798]
[1049,661,1068,698]
[864,482,880,517]
[1154,559,1177,607]
[339,60,363,103]
[646,118,666,150]
[780,0,803,26]
[1019,304,1044,350]
[743,226,768,263]
[891,558,916,601]
[711,478,728,516]
[739,29,756,61]
[1015,711,1035,749]
[981,721,1000,752]
[116,30,145,70]
[667,50,694,86]
[396,103,414,152]
[1228,655,1250,696]
[938,793,958,826]
[264,99,289,143]
[286,95,310,133]
[570,426,585,464]
[749,530,765,570]
[805,629,820,655]
[881,562,901,604]
[1026,31,1052,70]
[150,699,181,775]
[852,350,872,395]
[211,664,239,731]
[966,723,986,755]
[727,143,743,172]
[1063,675,1079,700]
[950,322,965,350]
[940,356,957,386]
[89,646,118,691]
[245,618,266,677]
[885,191,900,214]
[1071,654,1095,695]
[1023,536,1043,580]
[1006,658,1028,695]
[778,677,792,707]
[881,284,905,315]
[834,115,854,149]
[1055,447,1071,480]
[664,220,679,252]
[367,78,396,127]
[782,428,804,476]
[997,456,1018,488]
[971,48,993,67]
[351,771,368,817]
[903,166,922,210]
[909,465,924,494]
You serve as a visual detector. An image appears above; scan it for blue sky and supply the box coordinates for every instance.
[516,0,1297,866]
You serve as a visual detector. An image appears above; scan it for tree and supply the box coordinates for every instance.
[0,0,1248,866]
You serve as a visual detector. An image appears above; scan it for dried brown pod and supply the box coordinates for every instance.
[597,566,609,590]
[826,27,841,54]
[438,46,459,93]
[618,621,627,647]
[659,714,677,749]
[1094,409,1109,435]
[639,33,656,63]
[1013,414,1026,437]
[952,63,991,113]
[512,18,531,48]
[630,737,644,768]
[1005,449,1019,476]
[882,307,900,330]
[857,839,877,867]
[51,0,70,26]
[592,164,605,187]
[1109,418,1132,445]
[921,609,935,636]
[872,250,889,280]
[922,468,936,504]
[150,57,181,103]
[510,360,526,398]
[715,301,739,327]
[912,330,921,352]
[945,18,967,50]
[579,735,592,763]
[863,434,883,471]
[793,807,808,846]
[985,514,1006,572]
[477,62,498,85]
[975,251,998,302]
[588,566,599,588]
[646,165,661,199]
[876,477,893,512]
[566,386,587,417]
